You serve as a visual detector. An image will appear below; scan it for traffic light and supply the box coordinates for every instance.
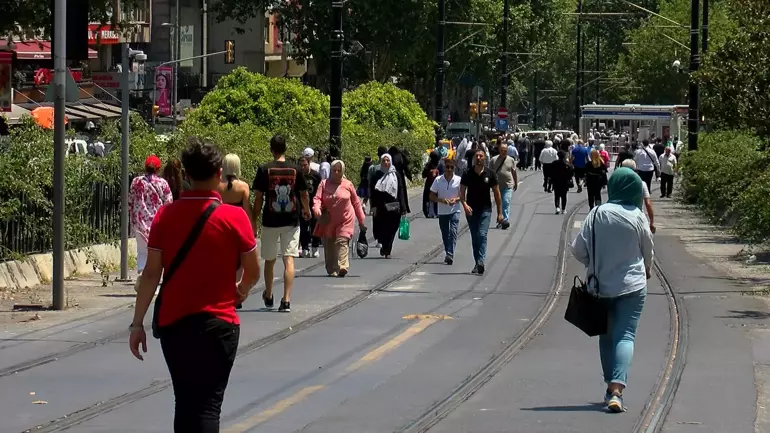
[152,105,160,118]
[224,40,235,64]
[481,101,488,113]
[469,102,478,118]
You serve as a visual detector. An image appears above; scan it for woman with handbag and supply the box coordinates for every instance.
[550,150,574,215]
[570,167,654,413]
[371,154,408,259]
[584,149,608,209]
[313,160,367,277]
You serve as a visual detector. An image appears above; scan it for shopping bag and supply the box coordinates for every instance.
[356,228,369,258]
[564,276,608,337]
[398,216,410,240]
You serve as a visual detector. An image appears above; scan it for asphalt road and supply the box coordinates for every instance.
[1,171,683,433]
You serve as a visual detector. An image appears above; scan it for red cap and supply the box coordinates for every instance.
[145,155,162,170]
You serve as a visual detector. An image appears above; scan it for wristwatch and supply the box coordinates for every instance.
[128,323,144,332]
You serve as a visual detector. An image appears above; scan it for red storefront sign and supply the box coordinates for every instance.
[33,68,84,86]
[88,24,120,45]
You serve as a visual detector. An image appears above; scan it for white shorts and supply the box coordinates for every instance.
[136,235,148,273]
[261,226,300,261]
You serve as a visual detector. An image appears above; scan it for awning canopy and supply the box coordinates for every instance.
[0,41,98,60]
[7,100,120,125]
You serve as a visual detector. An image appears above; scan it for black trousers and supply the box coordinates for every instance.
[637,170,654,192]
[374,209,400,255]
[573,167,586,188]
[542,163,553,191]
[300,217,321,250]
[587,185,602,209]
[160,314,239,433]
[660,173,674,197]
[553,187,568,210]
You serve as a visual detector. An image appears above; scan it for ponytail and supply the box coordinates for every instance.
[226,174,236,190]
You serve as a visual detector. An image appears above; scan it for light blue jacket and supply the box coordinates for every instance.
[571,203,654,298]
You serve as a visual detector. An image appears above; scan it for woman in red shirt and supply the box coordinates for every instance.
[129,138,260,433]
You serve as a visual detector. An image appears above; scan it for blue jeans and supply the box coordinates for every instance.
[438,213,460,259]
[500,187,513,222]
[599,288,647,386]
[466,209,491,266]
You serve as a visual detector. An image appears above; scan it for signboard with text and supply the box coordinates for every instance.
[88,24,120,45]
[0,52,11,112]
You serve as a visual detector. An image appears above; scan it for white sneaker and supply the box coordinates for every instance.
[311,247,320,258]
[555,207,561,215]
[561,209,566,215]
[301,249,309,258]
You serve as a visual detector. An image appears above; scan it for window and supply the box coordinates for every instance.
[264,17,270,44]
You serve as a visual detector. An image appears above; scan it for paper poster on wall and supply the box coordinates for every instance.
[155,66,173,116]
[0,52,12,112]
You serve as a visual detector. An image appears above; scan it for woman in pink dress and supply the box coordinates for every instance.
[313,160,367,277]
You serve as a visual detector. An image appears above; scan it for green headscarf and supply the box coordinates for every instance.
[607,167,644,210]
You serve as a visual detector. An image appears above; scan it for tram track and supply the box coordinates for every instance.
[20,184,551,433]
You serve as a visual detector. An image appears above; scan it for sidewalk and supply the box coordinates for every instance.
[651,195,770,432]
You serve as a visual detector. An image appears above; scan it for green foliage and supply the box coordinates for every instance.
[679,131,770,243]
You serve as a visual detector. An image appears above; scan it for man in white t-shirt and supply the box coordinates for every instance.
[430,157,462,265]
[303,148,320,173]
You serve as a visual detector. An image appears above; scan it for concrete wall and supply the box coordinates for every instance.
[0,240,137,291]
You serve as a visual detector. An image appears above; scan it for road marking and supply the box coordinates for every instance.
[402,314,453,321]
[389,284,416,291]
[222,385,325,433]
[346,318,437,373]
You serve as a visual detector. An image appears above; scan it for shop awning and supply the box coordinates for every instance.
[0,41,98,60]
[66,100,121,120]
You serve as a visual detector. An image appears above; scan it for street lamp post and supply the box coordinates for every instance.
[688,0,699,151]
[500,0,509,110]
[173,0,180,129]
[329,0,344,159]
[574,0,583,129]
[434,0,446,146]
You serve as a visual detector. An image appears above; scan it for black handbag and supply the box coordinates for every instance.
[356,228,369,258]
[152,201,220,338]
[564,206,609,337]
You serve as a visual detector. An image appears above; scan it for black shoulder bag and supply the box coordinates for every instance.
[564,206,608,337]
[151,201,220,338]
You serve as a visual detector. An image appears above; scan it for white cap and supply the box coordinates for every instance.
[303,147,314,158]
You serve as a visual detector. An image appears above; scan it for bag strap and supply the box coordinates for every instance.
[152,200,220,337]
[589,205,599,294]
[494,155,507,174]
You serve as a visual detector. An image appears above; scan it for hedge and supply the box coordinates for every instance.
[679,130,770,244]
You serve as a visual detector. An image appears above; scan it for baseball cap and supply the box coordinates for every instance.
[303,147,315,158]
[145,155,162,170]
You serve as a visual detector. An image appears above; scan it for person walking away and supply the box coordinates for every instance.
[371,154,408,258]
[534,138,546,171]
[129,139,260,432]
[490,141,519,229]
[658,147,677,198]
[217,154,252,222]
[653,138,666,158]
[615,143,635,169]
[585,149,608,209]
[517,136,528,171]
[312,160,367,277]
[388,146,412,214]
[621,160,656,234]
[460,149,504,275]
[422,150,442,218]
[430,157,462,265]
[598,143,611,168]
[252,135,311,313]
[299,156,322,257]
[318,151,331,180]
[455,138,471,176]
[633,140,659,191]
[303,148,321,174]
[163,158,186,201]
[357,155,373,212]
[571,167,654,413]
[551,150,574,214]
[571,140,590,193]
[506,139,519,162]
[130,155,173,292]
[539,140,559,193]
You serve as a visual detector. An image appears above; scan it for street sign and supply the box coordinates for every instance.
[472,85,484,99]
[497,107,508,119]
[496,118,509,131]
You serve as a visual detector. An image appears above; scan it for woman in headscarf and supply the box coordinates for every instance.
[387,146,412,214]
[371,154,408,258]
[422,150,442,218]
[571,168,654,413]
[584,149,608,209]
[313,160,366,277]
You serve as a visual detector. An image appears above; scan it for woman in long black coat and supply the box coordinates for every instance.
[388,146,412,214]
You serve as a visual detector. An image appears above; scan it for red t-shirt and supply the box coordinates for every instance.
[148,190,256,327]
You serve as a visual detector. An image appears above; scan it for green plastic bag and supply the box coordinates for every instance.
[398,216,410,240]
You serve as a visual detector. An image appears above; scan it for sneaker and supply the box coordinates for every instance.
[603,391,612,405]
[278,300,291,313]
[301,249,310,258]
[606,393,625,413]
[496,222,502,229]
[338,268,348,277]
[262,289,274,309]
[561,209,566,215]
[555,207,561,215]
[444,256,453,265]
[471,265,479,274]
[477,264,485,275]
[375,243,382,248]
[311,247,320,258]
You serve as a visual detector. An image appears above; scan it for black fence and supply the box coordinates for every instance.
[0,171,136,262]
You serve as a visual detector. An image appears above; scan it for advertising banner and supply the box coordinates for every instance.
[0,51,11,112]
[155,66,173,116]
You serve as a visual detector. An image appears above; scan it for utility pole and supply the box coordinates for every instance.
[532,71,538,129]
[574,0,583,130]
[702,0,709,53]
[500,0,509,110]
[52,0,66,310]
[329,0,344,158]
[434,0,446,146]
[119,43,130,281]
[172,0,180,128]
[688,0,699,151]
[595,24,600,128]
